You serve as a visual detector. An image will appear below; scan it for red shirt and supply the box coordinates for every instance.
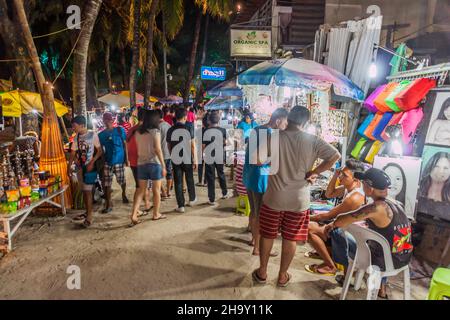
[187,111,196,123]
[121,122,131,135]
[163,115,174,126]
[126,125,139,167]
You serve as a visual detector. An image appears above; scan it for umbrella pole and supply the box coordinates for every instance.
[19,116,23,137]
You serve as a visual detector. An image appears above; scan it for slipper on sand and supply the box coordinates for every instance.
[304,251,322,260]
[128,220,142,228]
[304,264,336,277]
[277,273,292,288]
[252,269,267,284]
[152,214,167,221]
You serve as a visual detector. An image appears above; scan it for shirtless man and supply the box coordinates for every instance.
[305,159,366,276]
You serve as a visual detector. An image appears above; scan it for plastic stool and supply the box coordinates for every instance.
[236,195,250,216]
[427,268,450,300]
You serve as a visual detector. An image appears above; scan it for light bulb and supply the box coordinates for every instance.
[369,62,378,78]
[390,139,404,156]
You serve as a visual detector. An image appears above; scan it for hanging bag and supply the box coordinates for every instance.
[365,141,384,164]
[398,107,424,145]
[364,113,384,140]
[351,138,368,159]
[364,85,386,113]
[357,113,375,138]
[385,80,412,112]
[372,112,394,141]
[374,82,399,113]
[358,140,375,162]
[395,78,436,111]
[380,112,405,141]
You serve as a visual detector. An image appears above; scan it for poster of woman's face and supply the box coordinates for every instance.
[425,91,450,146]
[373,156,422,220]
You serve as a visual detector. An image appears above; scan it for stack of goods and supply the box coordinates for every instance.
[0,148,62,214]
[352,78,436,163]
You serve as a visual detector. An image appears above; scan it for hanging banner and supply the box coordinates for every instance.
[230,29,272,58]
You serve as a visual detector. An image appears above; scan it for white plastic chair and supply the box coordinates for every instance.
[339,224,411,300]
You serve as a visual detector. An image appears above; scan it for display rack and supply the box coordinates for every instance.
[387,63,450,86]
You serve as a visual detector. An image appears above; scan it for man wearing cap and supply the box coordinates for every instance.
[98,112,130,213]
[325,168,413,299]
[252,106,341,287]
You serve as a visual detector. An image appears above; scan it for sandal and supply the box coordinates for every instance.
[128,220,142,228]
[138,207,153,217]
[101,208,113,214]
[277,273,292,288]
[72,213,87,221]
[80,219,92,228]
[152,214,167,221]
[304,251,322,260]
[252,269,267,284]
[122,197,130,204]
[304,264,337,277]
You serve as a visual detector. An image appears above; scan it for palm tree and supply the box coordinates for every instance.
[183,0,233,102]
[129,0,141,108]
[143,0,160,108]
[72,0,103,116]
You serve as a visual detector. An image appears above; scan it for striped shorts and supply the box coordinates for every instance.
[235,164,247,196]
[259,204,310,242]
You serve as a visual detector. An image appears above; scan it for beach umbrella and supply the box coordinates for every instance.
[204,96,243,110]
[98,91,158,108]
[158,95,183,105]
[0,90,69,117]
[238,58,365,102]
[207,78,243,98]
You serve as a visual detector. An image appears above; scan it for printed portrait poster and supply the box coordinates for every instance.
[425,90,450,147]
[417,145,450,221]
[373,156,422,220]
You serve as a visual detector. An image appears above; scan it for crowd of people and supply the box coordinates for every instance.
[67,102,414,298]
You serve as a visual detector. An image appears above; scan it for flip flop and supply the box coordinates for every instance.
[277,273,292,288]
[128,220,142,228]
[304,264,336,277]
[138,207,153,217]
[152,214,167,221]
[122,197,130,204]
[80,219,92,229]
[101,208,113,214]
[252,269,267,284]
[304,251,322,260]
[72,213,87,221]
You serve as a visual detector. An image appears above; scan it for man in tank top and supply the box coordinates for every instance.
[305,159,366,276]
[327,168,413,299]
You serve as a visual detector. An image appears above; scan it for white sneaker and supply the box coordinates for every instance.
[175,207,185,213]
[207,201,218,206]
[187,198,198,207]
[221,193,231,200]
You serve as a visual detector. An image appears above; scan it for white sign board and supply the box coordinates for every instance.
[230,29,272,58]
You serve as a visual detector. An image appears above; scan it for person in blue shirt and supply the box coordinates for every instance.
[243,108,288,256]
[237,112,258,142]
[98,112,129,213]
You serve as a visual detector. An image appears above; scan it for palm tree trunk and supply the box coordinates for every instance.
[72,0,103,116]
[184,10,202,103]
[143,0,160,108]
[201,14,209,65]
[129,0,141,108]
[12,0,72,207]
[120,47,128,89]
[104,39,113,92]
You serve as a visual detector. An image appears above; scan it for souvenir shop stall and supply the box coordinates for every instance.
[350,62,450,268]
[236,58,365,213]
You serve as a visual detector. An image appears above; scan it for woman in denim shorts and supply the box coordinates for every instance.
[130,110,167,226]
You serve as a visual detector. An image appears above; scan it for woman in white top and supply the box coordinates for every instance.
[130,110,167,226]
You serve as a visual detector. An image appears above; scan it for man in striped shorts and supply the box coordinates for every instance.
[252,106,341,287]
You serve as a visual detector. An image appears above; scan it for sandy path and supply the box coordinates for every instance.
[0,169,428,300]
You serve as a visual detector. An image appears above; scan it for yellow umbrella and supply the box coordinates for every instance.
[118,90,159,103]
[0,90,69,117]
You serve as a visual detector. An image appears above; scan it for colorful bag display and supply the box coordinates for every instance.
[365,141,384,164]
[395,78,436,111]
[364,85,386,113]
[357,113,375,138]
[351,138,368,159]
[398,107,424,145]
[374,82,399,113]
[372,112,394,141]
[385,80,412,112]
[380,112,405,141]
[364,113,384,140]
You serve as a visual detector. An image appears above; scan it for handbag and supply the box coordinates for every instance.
[358,140,375,162]
[398,107,424,145]
[364,113,384,140]
[364,85,385,113]
[395,78,436,111]
[380,112,404,141]
[372,112,394,141]
[357,113,375,138]
[374,82,399,113]
[351,138,368,159]
[365,141,384,164]
[385,80,412,112]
